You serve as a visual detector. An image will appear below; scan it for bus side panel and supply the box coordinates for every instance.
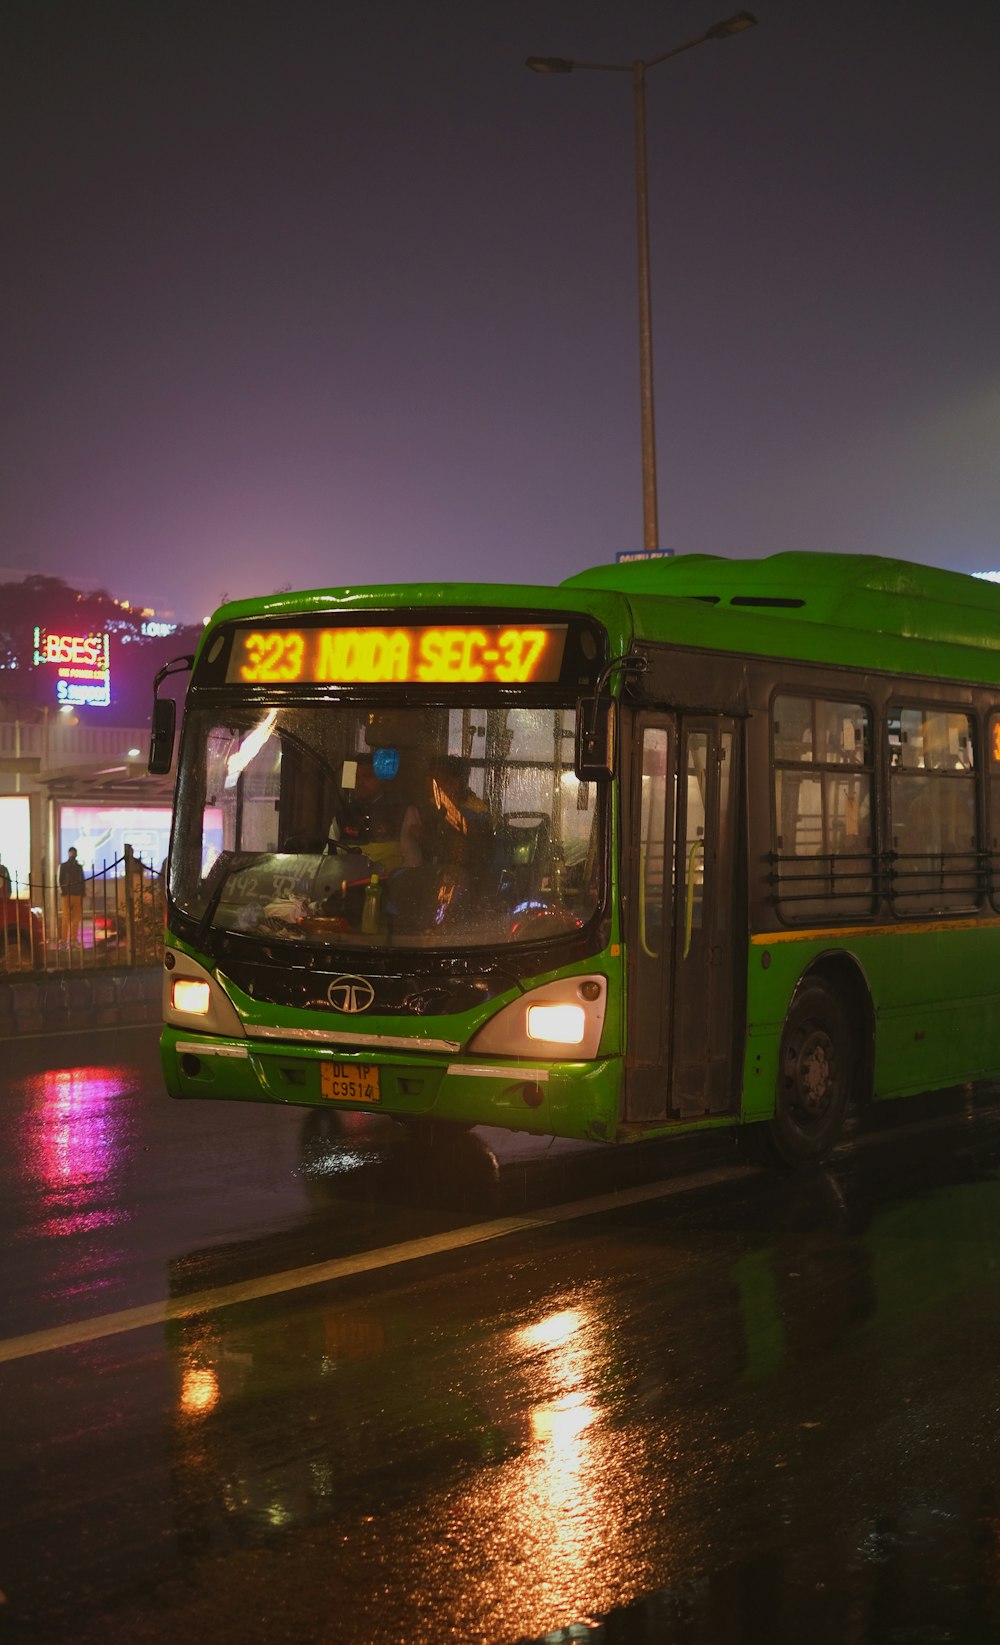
[861,925,1000,1099]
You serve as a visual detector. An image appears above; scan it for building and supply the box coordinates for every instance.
[0,579,197,907]
[0,711,177,917]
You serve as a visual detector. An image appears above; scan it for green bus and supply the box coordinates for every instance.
[149,551,1000,1165]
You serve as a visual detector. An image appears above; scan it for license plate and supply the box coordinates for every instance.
[321,1061,380,1105]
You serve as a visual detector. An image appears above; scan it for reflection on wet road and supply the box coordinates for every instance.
[161,1136,1000,1645]
[4,1029,1000,1643]
[24,1064,137,1237]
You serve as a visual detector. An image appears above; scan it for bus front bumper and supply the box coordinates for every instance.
[161,1027,623,1143]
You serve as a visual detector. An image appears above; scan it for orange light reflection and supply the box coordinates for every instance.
[512,1304,605,1598]
[180,1363,221,1418]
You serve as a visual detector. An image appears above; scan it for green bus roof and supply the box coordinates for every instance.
[563,552,1000,690]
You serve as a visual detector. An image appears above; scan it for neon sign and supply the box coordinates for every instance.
[33,627,111,708]
[225,624,570,686]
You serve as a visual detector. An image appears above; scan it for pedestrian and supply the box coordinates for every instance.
[59,846,85,947]
[0,855,11,901]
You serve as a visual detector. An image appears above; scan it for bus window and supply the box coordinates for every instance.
[772,695,814,764]
[771,695,875,920]
[989,713,1000,913]
[889,708,978,913]
[679,733,709,940]
[170,702,603,949]
[639,727,668,957]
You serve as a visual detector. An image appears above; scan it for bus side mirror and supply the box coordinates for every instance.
[575,697,616,781]
[149,652,195,775]
[148,697,176,775]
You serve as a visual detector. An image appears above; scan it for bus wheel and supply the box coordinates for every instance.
[770,982,852,1167]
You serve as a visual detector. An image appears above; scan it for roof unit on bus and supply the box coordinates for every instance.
[562,551,1000,650]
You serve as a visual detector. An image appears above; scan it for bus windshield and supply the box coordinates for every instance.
[171,701,603,951]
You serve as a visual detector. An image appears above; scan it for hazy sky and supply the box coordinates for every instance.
[5,0,1000,622]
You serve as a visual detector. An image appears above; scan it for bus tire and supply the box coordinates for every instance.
[769,981,852,1167]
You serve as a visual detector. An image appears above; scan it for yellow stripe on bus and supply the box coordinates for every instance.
[750,916,1000,945]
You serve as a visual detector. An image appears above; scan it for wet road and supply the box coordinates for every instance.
[4,1028,1000,1643]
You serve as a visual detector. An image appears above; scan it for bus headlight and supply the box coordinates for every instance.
[171,978,211,1015]
[163,951,246,1037]
[467,975,607,1060]
[526,1003,586,1045]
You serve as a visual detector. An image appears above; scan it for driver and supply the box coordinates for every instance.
[337,753,422,873]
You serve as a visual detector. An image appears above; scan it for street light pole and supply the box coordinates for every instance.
[632,56,657,548]
[527,11,757,554]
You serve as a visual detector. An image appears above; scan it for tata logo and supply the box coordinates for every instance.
[327,975,376,1014]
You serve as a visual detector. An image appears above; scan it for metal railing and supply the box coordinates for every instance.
[767,847,985,916]
[0,845,164,973]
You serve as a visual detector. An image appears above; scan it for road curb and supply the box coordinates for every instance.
[0,966,162,1038]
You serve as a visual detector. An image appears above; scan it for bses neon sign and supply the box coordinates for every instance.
[33,628,111,707]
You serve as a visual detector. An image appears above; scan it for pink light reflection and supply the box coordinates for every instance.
[29,1065,136,1235]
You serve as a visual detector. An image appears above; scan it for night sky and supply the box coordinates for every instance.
[5,1,1000,623]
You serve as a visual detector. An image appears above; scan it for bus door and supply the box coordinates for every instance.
[624,715,740,1124]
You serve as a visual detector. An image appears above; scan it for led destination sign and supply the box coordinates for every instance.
[226,624,570,686]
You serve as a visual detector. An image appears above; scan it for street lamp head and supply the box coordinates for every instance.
[704,10,758,40]
[525,55,575,74]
